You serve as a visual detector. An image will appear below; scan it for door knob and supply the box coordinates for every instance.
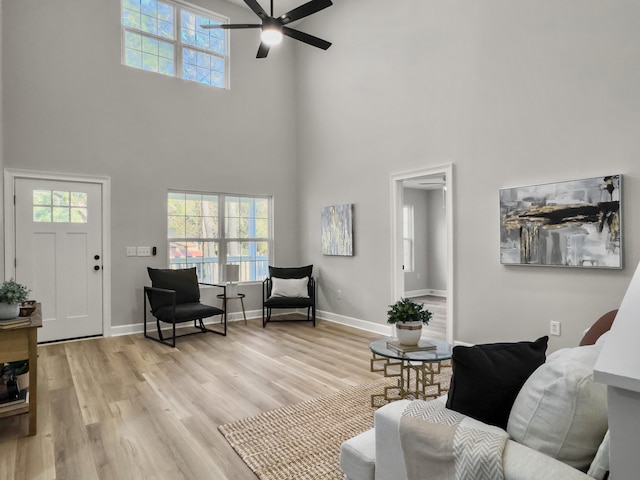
[94,265,100,271]
[94,255,100,260]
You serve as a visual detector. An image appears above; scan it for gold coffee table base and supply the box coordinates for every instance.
[370,354,449,407]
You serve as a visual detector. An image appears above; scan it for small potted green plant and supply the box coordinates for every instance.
[8,360,29,391]
[387,297,432,345]
[0,279,31,320]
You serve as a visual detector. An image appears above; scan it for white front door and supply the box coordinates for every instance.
[14,178,103,342]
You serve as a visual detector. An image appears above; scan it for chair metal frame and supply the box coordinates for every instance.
[143,282,227,348]
[262,276,316,327]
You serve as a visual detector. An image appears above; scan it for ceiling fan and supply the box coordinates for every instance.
[200,0,333,59]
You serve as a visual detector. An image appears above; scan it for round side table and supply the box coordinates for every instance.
[217,293,247,325]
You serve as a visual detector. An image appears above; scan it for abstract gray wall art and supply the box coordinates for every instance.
[500,175,622,268]
[321,204,354,256]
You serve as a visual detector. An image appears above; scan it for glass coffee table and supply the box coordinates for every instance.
[369,338,452,407]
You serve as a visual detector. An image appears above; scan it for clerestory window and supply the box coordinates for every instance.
[121,0,229,88]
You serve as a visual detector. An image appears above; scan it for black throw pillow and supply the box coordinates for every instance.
[147,267,200,311]
[445,336,548,429]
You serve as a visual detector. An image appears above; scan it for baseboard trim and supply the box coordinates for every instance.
[317,309,392,336]
[109,308,262,337]
[110,307,394,338]
[109,308,455,344]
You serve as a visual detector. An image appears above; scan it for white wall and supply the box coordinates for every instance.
[403,187,446,295]
[0,0,4,278]
[3,0,640,350]
[2,0,299,326]
[426,188,446,292]
[295,0,640,350]
[403,188,428,294]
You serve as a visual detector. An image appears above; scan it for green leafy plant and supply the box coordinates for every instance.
[387,297,432,325]
[8,360,29,376]
[0,279,31,304]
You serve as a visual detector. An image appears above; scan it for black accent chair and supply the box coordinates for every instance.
[262,265,316,327]
[144,267,227,347]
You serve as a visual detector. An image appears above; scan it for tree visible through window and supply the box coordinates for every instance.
[121,0,229,88]
[33,190,88,223]
[168,192,272,283]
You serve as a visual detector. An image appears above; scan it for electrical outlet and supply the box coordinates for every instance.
[337,289,342,299]
[550,320,561,336]
[137,246,152,257]
[126,246,137,257]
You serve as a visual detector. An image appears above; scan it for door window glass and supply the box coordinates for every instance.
[32,190,88,223]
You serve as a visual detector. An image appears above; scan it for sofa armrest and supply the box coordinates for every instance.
[374,399,413,480]
[373,397,592,480]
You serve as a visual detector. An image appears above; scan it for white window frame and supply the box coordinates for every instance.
[167,191,273,284]
[403,204,414,273]
[121,0,230,89]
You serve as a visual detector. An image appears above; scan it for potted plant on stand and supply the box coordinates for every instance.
[7,360,29,391]
[0,279,31,320]
[387,297,432,346]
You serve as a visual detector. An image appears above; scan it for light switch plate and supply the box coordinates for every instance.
[126,247,137,257]
[137,246,152,257]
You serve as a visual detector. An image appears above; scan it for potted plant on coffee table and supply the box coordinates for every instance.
[387,297,432,346]
[0,279,31,320]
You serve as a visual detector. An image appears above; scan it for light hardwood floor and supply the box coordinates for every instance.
[0,318,383,480]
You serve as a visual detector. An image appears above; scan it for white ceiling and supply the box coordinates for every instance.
[225,0,303,17]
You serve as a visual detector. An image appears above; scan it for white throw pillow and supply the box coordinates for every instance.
[595,330,610,346]
[587,430,610,480]
[506,344,608,472]
[270,277,309,298]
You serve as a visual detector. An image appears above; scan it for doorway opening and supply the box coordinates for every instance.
[390,164,453,344]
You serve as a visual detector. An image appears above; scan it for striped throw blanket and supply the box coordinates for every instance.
[400,400,508,480]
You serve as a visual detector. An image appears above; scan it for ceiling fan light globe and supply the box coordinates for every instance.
[261,28,283,45]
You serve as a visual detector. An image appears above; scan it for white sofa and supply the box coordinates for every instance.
[340,341,610,480]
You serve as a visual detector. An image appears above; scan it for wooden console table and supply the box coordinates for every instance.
[0,303,42,435]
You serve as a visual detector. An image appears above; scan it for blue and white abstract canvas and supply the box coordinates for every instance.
[321,204,354,256]
[500,175,622,268]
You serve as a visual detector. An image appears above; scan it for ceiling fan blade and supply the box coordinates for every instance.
[257,42,271,58]
[224,24,262,29]
[201,24,262,29]
[282,26,331,50]
[244,0,269,20]
[278,0,333,25]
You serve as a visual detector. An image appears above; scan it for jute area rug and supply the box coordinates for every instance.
[219,365,452,480]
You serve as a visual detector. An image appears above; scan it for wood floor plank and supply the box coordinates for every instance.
[0,318,383,479]
[50,386,100,479]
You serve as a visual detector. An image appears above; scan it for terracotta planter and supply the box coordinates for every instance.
[395,321,423,345]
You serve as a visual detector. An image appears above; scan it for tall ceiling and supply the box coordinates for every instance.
[224,0,311,19]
